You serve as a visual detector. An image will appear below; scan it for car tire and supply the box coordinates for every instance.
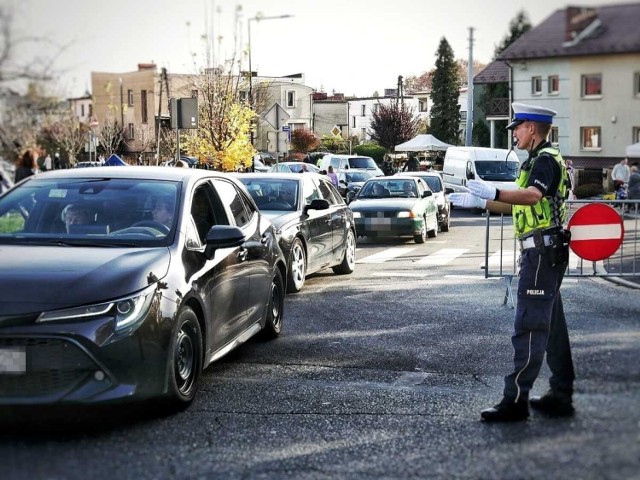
[165,307,203,410]
[440,210,450,232]
[287,238,306,293]
[414,218,427,244]
[261,267,285,340]
[333,229,356,274]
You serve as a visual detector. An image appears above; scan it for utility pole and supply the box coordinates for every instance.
[397,75,404,107]
[155,68,170,165]
[465,27,475,146]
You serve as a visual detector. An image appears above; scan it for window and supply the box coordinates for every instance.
[361,105,366,116]
[633,127,640,143]
[532,76,542,95]
[80,104,85,117]
[361,128,366,139]
[418,100,427,112]
[88,104,93,117]
[141,90,148,123]
[550,126,559,146]
[286,90,295,108]
[127,123,135,140]
[239,90,248,103]
[191,89,198,98]
[460,111,467,121]
[127,89,134,106]
[316,179,338,205]
[635,73,640,97]
[581,74,602,97]
[548,75,560,95]
[581,127,601,150]
[352,116,356,128]
[213,179,251,227]
[373,103,380,113]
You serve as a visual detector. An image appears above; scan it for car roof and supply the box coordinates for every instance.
[24,166,248,192]
[398,171,442,177]
[233,172,323,182]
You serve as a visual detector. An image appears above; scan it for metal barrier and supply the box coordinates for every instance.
[483,199,640,308]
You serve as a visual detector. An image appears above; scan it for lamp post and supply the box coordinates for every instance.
[247,13,293,171]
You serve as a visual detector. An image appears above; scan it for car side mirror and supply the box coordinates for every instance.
[422,190,433,198]
[304,198,330,214]
[204,225,245,259]
[445,187,454,195]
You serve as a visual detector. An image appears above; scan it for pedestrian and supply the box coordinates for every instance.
[14,150,39,183]
[0,164,14,194]
[611,158,630,191]
[54,152,61,170]
[43,153,52,172]
[327,165,339,187]
[450,102,574,422]
[627,165,640,201]
[403,153,419,172]
[565,159,575,200]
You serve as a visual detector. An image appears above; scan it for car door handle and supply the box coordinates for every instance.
[260,234,269,245]
[237,248,248,262]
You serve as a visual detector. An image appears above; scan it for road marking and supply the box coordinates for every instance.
[371,271,431,277]
[357,247,415,264]
[416,248,469,265]
[486,249,517,267]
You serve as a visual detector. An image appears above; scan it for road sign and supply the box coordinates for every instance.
[331,125,342,137]
[567,203,624,261]
[263,102,290,130]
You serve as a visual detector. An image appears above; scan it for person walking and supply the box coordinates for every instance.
[627,165,640,201]
[449,102,574,422]
[54,152,61,170]
[327,165,339,187]
[403,153,419,172]
[43,153,52,172]
[611,158,630,191]
[14,150,39,183]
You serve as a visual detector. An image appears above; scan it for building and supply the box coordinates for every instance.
[68,92,93,124]
[473,60,510,149]
[312,92,349,138]
[498,3,640,177]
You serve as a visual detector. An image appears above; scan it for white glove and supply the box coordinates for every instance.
[467,179,497,201]
[449,193,487,209]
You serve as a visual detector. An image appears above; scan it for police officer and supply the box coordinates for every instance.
[449,102,575,422]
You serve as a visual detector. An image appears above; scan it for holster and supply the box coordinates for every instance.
[546,229,571,267]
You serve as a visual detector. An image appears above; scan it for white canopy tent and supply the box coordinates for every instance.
[394,134,453,152]
[626,142,640,158]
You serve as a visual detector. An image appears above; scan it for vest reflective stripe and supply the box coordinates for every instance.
[512,147,568,238]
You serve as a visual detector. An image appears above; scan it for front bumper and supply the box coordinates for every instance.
[354,216,423,237]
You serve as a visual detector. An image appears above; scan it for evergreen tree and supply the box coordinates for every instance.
[429,37,460,146]
[494,10,532,59]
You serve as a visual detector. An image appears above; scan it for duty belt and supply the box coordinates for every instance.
[519,235,553,250]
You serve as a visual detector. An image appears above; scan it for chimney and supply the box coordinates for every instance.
[565,7,598,41]
[138,63,157,71]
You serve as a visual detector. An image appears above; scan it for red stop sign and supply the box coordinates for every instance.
[567,203,624,261]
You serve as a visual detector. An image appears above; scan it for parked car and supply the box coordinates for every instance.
[442,146,520,193]
[235,173,356,293]
[253,158,270,173]
[349,176,438,243]
[268,162,320,174]
[396,171,454,232]
[336,169,375,203]
[0,167,286,410]
[318,154,384,177]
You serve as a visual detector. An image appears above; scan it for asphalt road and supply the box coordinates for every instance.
[2,209,639,480]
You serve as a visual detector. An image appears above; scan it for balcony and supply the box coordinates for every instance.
[486,98,509,117]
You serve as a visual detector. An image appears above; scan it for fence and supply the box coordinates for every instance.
[483,199,640,308]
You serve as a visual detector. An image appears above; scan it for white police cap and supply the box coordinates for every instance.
[506,102,557,130]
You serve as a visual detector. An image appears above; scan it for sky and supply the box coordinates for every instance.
[13,0,626,99]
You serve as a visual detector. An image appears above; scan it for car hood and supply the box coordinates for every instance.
[347,181,366,190]
[350,198,419,211]
[261,211,300,230]
[0,246,170,315]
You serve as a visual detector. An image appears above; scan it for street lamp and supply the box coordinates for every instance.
[247,13,293,171]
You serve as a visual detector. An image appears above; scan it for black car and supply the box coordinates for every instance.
[236,173,356,293]
[0,167,286,410]
[336,169,375,203]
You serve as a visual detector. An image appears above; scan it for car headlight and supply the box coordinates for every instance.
[38,284,157,334]
[352,211,362,218]
[397,211,415,218]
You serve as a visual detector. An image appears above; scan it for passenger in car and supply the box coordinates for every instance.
[61,203,94,233]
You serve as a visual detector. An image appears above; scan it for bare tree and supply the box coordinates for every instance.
[43,111,88,165]
[97,115,123,158]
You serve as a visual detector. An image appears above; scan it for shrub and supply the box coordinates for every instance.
[574,183,603,199]
[353,144,386,164]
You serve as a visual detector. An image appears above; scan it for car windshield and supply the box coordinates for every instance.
[345,171,374,183]
[358,179,418,199]
[421,176,442,192]
[475,161,519,181]
[0,177,180,246]
[349,157,377,169]
[239,178,299,211]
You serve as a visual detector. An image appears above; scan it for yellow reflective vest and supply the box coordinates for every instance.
[512,146,569,238]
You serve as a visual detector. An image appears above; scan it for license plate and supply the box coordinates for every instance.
[0,347,26,374]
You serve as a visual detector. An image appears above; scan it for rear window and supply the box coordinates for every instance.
[349,157,377,169]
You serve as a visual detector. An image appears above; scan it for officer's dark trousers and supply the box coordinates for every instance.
[503,248,575,403]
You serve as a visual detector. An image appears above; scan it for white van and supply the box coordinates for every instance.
[442,147,520,191]
[319,154,384,177]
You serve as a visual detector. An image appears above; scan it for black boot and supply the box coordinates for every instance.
[481,399,529,422]
[529,390,574,416]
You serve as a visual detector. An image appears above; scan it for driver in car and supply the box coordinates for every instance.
[403,181,417,197]
[61,203,94,233]
[152,197,175,228]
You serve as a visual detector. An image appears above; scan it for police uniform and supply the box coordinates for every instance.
[481,103,575,422]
